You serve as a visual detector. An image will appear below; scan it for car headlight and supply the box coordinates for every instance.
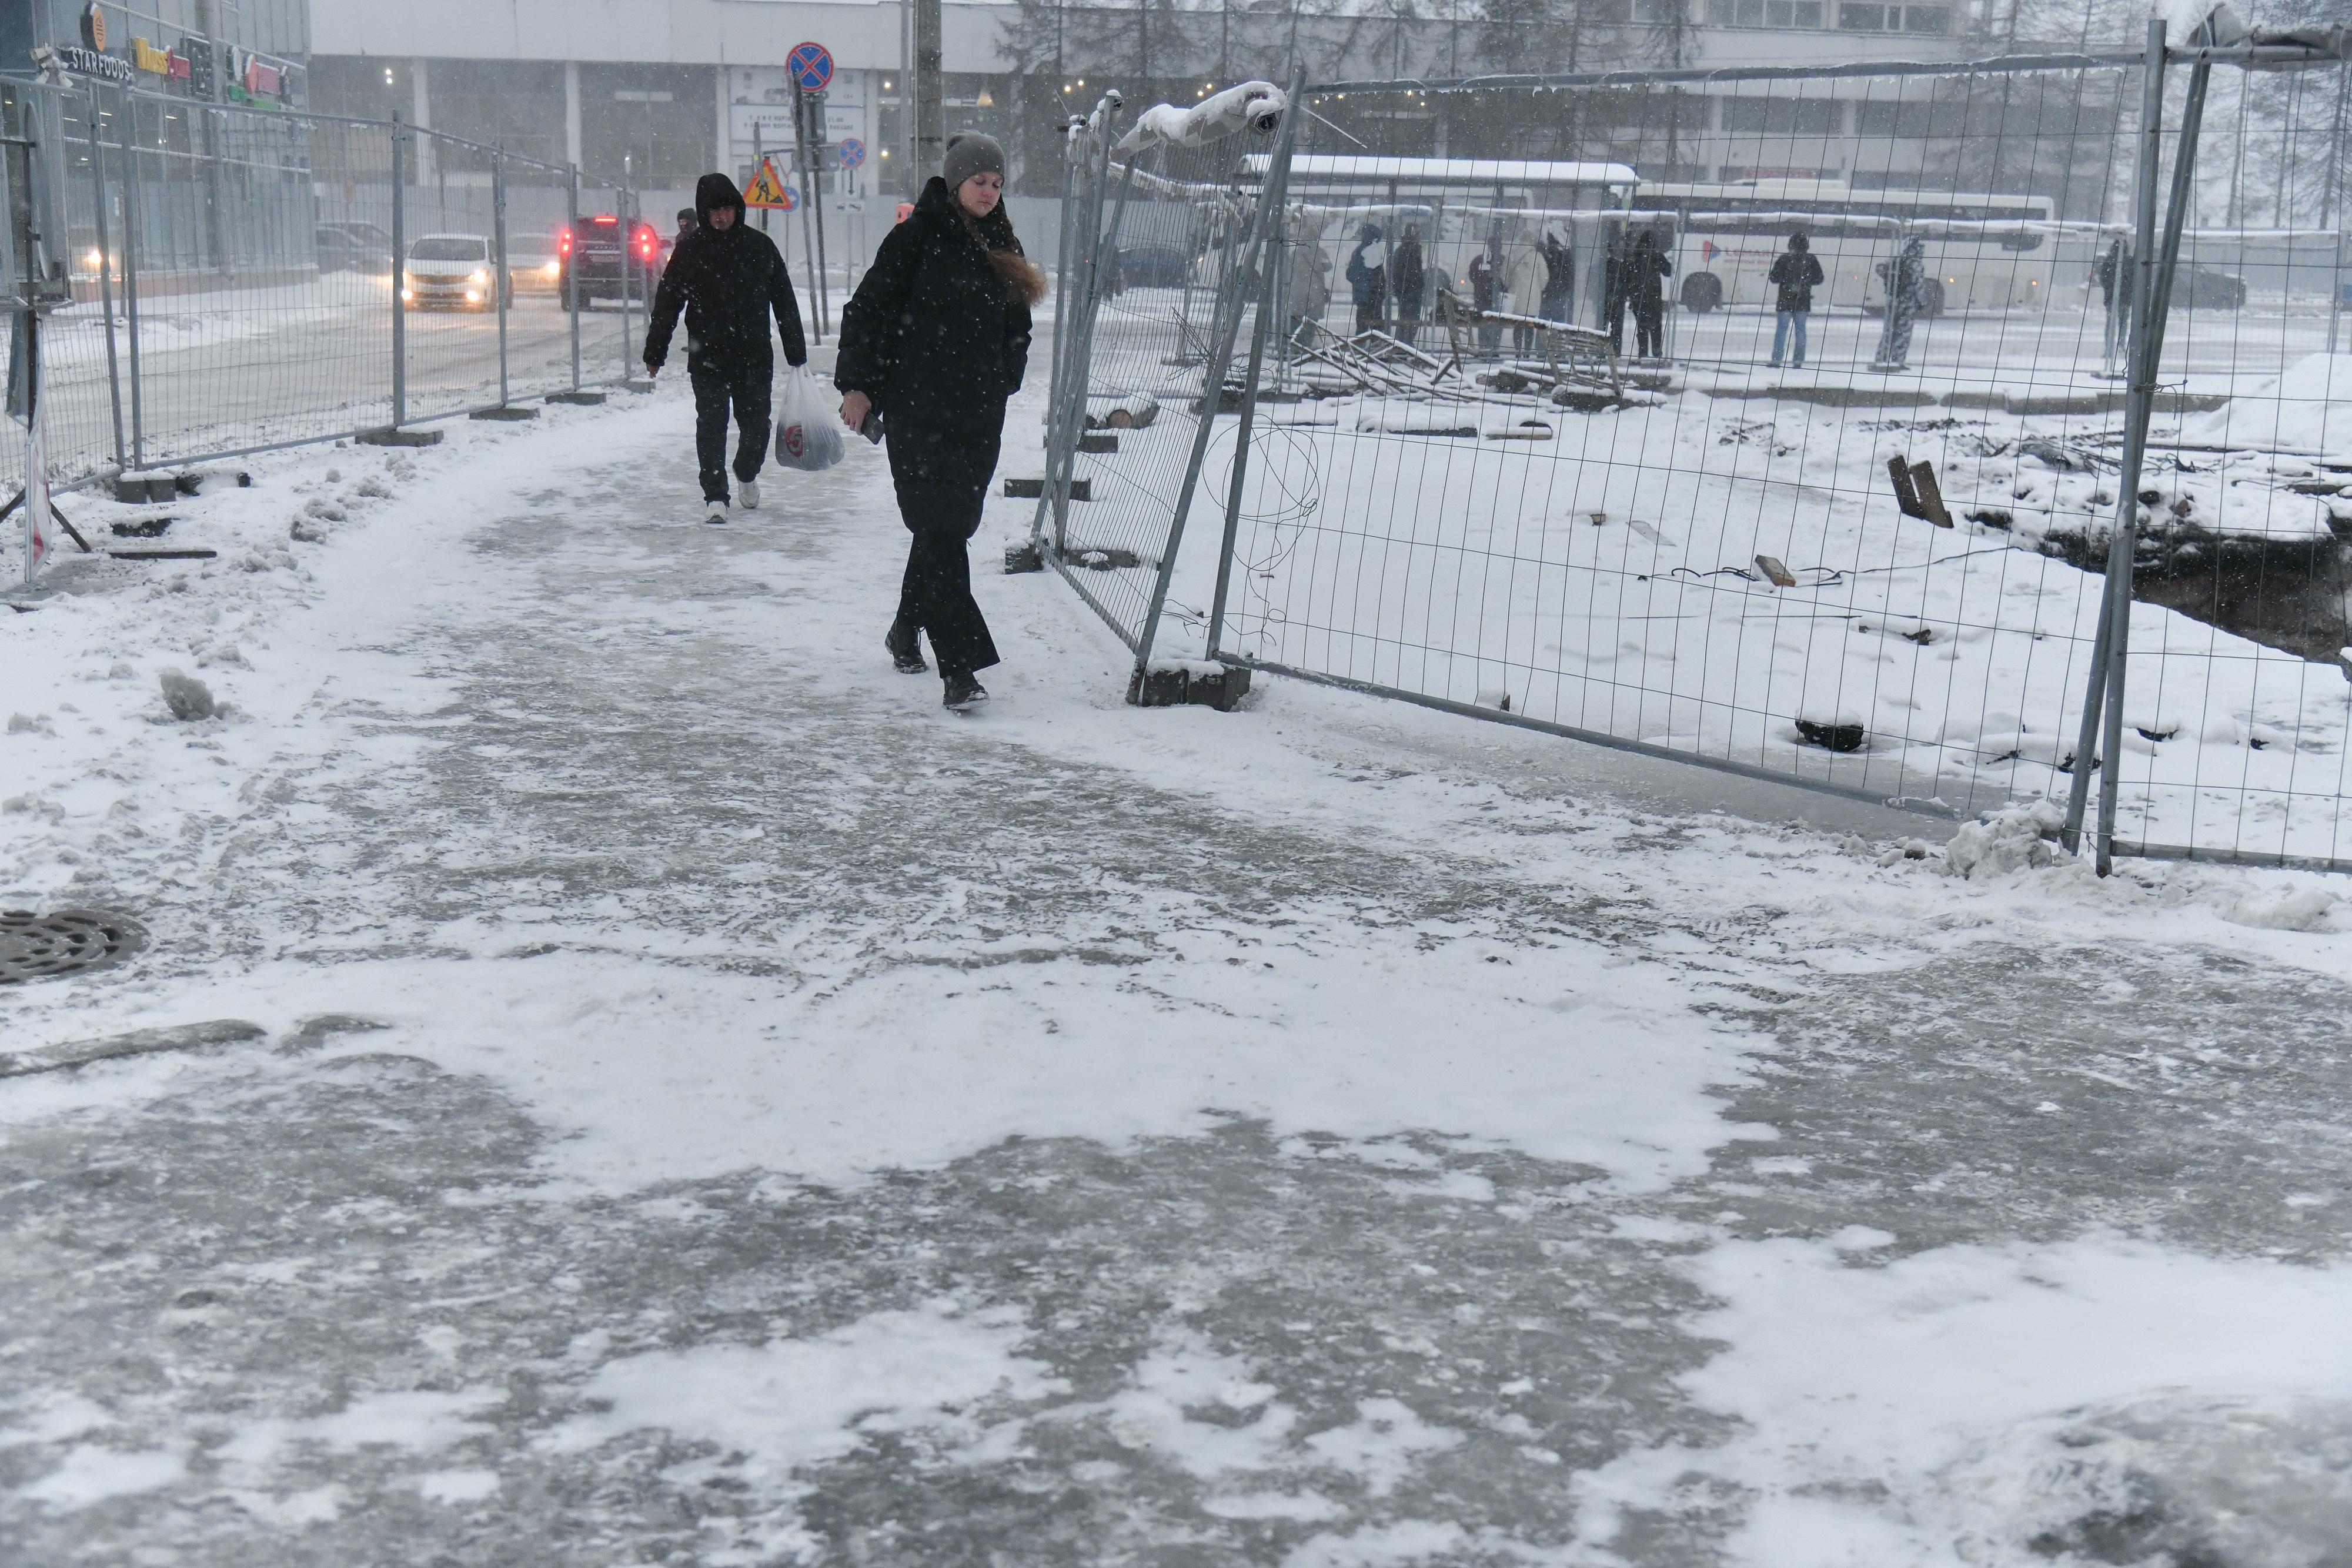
[400,288,414,301]
[542,260,561,278]
[470,268,488,284]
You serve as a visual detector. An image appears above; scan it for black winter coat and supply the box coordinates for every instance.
[643,173,807,373]
[834,178,1033,434]
[1628,242,1672,309]
[1768,249,1826,312]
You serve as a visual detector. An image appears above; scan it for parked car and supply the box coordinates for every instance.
[1117,244,1195,291]
[2176,262,2247,309]
[316,221,392,275]
[558,214,663,307]
[401,233,496,311]
[507,238,564,296]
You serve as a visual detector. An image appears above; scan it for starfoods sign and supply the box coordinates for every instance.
[52,45,133,83]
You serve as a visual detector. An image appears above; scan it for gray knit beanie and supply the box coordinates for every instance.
[943,132,1005,191]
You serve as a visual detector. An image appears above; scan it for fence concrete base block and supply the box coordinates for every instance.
[1078,432,1119,454]
[1127,661,1251,712]
[544,390,607,406]
[1067,545,1143,570]
[1004,477,1093,502]
[113,474,178,504]
[469,405,540,422]
[623,379,657,394]
[0,1019,266,1079]
[358,426,445,448]
[1003,540,1045,574]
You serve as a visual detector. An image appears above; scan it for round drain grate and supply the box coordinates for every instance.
[0,909,149,985]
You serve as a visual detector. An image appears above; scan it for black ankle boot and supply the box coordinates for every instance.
[884,621,927,674]
[941,670,988,711]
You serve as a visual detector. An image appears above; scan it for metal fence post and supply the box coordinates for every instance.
[2063,20,2165,856]
[1132,92,1305,680]
[2093,26,2219,874]
[620,186,637,383]
[86,82,124,470]
[390,110,407,429]
[567,163,582,391]
[1027,136,1082,547]
[1050,111,1124,554]
[2330,59,2348,354]
[118,91,144,472]
[493,145,510,408]
[1207,83,1302,661]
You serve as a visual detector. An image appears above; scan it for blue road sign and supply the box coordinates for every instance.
[838,138,867,170]
[787,42,834,93]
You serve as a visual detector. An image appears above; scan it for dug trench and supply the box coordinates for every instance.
[2029,506,2352,667]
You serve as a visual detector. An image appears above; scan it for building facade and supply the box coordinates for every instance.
[5,0,308,103]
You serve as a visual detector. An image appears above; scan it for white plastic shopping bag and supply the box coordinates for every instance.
[773,366,844,473]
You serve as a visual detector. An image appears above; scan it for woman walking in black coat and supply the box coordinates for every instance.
[835,134,1044,711]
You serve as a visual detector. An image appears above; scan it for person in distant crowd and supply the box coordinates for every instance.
[1505,234,1548,355]
[835,132,1043,713]
[1391,223,1427,345]
[1345,222,1387,336]
[1628,229,1672,362]
[1467,238,1502,353]
[2095,237,2133,367]
[643,173,806,525]
[676,207,697,243]
[1289,235,1332,338]
[1766,231,1826,369]
[1538,228,1576,326]
[1872,235,1927,372]
[1599,229,1627,354]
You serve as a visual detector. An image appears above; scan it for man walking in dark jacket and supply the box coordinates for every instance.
[1766,232,1825,368]
[643,172,807,524]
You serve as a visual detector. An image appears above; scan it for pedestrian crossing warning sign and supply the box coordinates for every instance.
[743,158,793,210]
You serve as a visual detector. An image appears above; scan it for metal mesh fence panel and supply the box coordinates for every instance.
[104,91,397,467]
[0,72,647,530]
[1138,36,2352,867]
[2072,35,2352,870]
[1034,91,1294,657]
[567,175,653,392]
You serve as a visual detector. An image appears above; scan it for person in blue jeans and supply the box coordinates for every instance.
[1766,232,1825,368]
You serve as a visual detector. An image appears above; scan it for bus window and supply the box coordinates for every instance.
[1997,230,2044,252]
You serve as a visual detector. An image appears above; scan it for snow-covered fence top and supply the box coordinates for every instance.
[1115,82,1288,156]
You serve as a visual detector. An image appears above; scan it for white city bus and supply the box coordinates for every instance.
[1631,180,2062,316]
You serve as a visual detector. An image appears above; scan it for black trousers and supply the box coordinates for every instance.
[690,359,771,503]
[1633,305,1663,359]
[887,420,1003,676]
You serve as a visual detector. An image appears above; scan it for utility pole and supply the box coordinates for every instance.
[192,0,230,279]
[914,0,944,184]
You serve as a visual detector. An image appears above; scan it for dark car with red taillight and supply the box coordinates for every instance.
[558,215,664,306]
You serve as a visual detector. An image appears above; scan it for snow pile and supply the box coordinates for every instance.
[1940,1392,2352,1567]
[2221,884,2342,932]
[1945,798,2067,880]
[1568,1234,2352,1564]
[2184,352,2352,456]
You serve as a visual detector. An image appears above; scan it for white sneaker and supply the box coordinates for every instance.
[738,478,760,511]
[704,499,729,526]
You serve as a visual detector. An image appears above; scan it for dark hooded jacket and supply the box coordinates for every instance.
[643,173,806,373]
[1768,239,1826,313]
[833,176,1034,434]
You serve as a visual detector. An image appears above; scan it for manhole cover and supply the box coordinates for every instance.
[0,909,148,985]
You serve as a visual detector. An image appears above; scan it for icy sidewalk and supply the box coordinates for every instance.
[4,389,2351,1566]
